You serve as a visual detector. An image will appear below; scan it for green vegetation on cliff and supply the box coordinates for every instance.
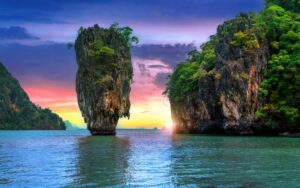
[0,63,65,130]
[165,35,218,102]
[165,62,200,102]
[265,0,300,13]
[166,0,300,127]
[255,4,300,126]
[75,24,137,81]
[109,23,139,47]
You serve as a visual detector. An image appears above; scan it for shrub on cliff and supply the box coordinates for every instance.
[164,35,218,102]
[265,0,300,13]
[256,4,300,126]
[109,22,139,47]
[165,62,200,102]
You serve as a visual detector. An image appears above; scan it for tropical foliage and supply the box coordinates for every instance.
[165,0,300,126]
[165,38,217,102]
[109,22,139,47]
[256,4,300,126]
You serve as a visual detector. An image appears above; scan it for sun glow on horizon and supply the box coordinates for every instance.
[163,119,174,133]
[118,96,172,129]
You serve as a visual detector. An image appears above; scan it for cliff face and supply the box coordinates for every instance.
[0,63,65,130]
[172,20,268,134]
[168,4,300,135]
[75,25,133,135]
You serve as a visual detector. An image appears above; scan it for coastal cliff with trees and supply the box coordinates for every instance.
[75,24,137,135]
[165,0,300,135]
[0,63,65,130]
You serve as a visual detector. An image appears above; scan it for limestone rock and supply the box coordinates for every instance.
[75,25,133,135]
[168,13,300,135]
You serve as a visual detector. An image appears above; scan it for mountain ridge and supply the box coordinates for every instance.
[0,63,65,130]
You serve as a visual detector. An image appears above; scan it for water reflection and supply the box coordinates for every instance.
[170,134,220,187]
[125,130,173,187]
[0,131,81,187]
[1,130,300,187]
[170,135,263,187]
[73,135,130,187]
[169,134,300,187]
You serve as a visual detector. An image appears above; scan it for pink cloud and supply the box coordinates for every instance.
[21,78,77,109]
[130,57,171,103]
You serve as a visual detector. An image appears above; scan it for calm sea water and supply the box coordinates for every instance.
[0,130,300,187]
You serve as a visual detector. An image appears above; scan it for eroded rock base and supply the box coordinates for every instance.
[90,129,116,136]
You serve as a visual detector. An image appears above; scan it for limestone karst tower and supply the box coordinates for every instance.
[75,24,135,135]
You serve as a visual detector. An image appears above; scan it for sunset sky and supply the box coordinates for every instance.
[0,0,264,128]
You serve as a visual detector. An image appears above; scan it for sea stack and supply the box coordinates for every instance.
[74,24,134,135]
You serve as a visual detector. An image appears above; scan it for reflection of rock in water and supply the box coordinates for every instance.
[169,135,264,187]
[74,136,130,187]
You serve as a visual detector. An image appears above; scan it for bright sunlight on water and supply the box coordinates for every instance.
[1,130,300,187]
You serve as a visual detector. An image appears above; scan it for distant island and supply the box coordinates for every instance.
[64,120,84,130]
[0,63,65,130]
[165,0,300,136]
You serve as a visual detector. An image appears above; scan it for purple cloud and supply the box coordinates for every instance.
[133,44,195,68]
[0,26,39,40]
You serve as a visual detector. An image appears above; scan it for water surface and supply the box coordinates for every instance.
[0,130,300,187]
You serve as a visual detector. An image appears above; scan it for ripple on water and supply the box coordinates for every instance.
[1,130,300,187]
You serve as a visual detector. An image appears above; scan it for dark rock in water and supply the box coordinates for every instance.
[74,24,133,135]
[0,63,65,130]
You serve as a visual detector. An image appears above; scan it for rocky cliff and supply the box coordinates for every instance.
[0,63,65,130]
[75,24,134,135]
[166,2,300,135]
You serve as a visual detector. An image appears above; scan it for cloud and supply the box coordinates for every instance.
[137,63,147,76]
[0,0,264,44]
[133,43,195,68]
[0,43,76,87]
[0,0,264,24]
[154,72,170,89]
[0,26,39,40]
[0,1,63,23]
[148,64,168,69]
[132,44,195,88]
[0,42,194,94]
